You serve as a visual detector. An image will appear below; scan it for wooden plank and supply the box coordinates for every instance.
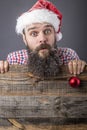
[0,96,86,118]
[0,67,87,96]
[0,124,87,130]
[0,65,86,123]
[0,80,87,96]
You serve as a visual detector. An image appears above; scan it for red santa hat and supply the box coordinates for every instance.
[16,0,62,41]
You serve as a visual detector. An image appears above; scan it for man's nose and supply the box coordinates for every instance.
[39,32,47,43]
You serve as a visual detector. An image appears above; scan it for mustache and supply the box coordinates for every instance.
[35,43,51,52]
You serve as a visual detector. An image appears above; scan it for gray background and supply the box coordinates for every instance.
[0,0,87,61]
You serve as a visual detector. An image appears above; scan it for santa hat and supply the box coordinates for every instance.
[16,0,62,41]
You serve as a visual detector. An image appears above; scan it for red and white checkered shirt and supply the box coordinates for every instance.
[7,47,79,65]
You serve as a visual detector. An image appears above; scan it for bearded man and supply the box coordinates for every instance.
[0,0,86,76]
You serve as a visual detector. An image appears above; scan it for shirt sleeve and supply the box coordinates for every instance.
[7,49,28,65]
[58,47,80,65]
[66,48,79,60]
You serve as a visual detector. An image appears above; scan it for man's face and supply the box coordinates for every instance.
[22,23,56,58]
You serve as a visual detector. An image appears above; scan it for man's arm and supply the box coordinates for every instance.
[0,49,28,73]
[66,48,86,74]
[58,47,86,75]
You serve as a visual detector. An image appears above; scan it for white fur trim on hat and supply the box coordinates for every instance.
[16,9,62,41]
[56,32,62,41]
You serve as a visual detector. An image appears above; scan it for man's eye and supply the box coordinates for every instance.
[30,31,38,37]
[44,29,51,35]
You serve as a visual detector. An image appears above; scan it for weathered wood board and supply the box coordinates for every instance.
[0,124,87,130]
[0,65,86,128]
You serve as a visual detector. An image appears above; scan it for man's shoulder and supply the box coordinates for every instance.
[57,47,75,54]
[57,47,79,56]
[7,49,28,64]
[8,49,28,55]
[57,47,79,65]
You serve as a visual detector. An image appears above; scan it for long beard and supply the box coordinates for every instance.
[27,46,60,78]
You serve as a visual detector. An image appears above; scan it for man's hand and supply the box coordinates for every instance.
[0,61,9,73]
[68,60,86,75]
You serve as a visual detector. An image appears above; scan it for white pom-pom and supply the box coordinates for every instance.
[56,32,62,41]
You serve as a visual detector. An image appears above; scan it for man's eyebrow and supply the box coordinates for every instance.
[27,27,38,31]
[44,24,53,28]
[27,24,53,31]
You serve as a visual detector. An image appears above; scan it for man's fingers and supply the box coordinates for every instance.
[0,61,4,73]
[72,60,78,75]
[68,60,78,74]
[68,61,73,74]
[80,61,86,73]
[4,61,9,72]
[77,60,82,74]
[68,60,86,75]
[0,61,9,73]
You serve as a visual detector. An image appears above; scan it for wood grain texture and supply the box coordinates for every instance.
[0,65,86,126]
[0,124,87,130]
[0,96,86,118]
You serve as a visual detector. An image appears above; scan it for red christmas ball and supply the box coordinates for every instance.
[69,77,81,88]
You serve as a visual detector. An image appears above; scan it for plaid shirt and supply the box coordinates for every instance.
[7,47,79,65]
